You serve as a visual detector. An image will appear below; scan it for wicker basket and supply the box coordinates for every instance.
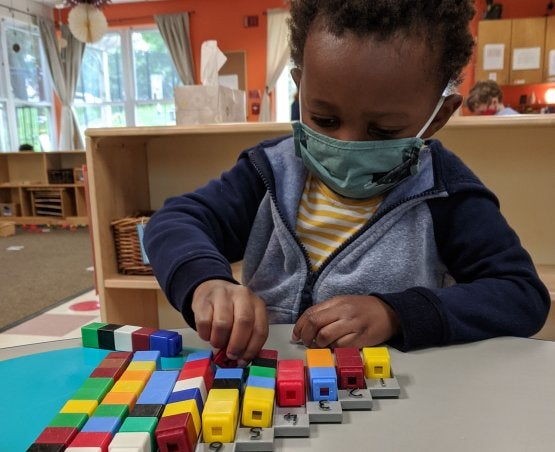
[111,215,153,275]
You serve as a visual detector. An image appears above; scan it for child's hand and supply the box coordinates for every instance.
[292,295,400,349]
[192,279,269,366]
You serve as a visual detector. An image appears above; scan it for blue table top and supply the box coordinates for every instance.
[0,347,109,451]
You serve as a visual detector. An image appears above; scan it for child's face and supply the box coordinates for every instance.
[293,25,461,141]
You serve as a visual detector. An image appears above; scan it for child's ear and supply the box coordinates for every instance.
[291,68,302,88]
[422,94,463,138]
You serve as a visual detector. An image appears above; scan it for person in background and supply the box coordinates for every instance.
[466,80,520,115]
[18,143,34,151]
[144,0,549,365]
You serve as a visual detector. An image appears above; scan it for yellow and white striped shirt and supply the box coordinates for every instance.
[296,174,383,270]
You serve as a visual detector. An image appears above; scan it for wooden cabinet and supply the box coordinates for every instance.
[0,151,87,225]
[476,17,552,85]
[510,17,546,85]
[86,120,555,330]
[545,16,555,83]
[476,19,512,84]
[85,123,291,329]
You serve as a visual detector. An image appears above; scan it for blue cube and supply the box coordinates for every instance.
[309,367,338,401]
[150,330,182,357]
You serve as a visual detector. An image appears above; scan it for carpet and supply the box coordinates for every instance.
[0,226,94,331]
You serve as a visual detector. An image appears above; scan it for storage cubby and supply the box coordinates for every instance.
[0,151,87,225]
[86,120,555,333]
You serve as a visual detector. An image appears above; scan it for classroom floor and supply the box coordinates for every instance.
[0,290,100,349]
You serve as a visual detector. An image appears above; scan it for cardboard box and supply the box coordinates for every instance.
[0,221,15,237]
[0,202,20,217]
[175,85,246,125]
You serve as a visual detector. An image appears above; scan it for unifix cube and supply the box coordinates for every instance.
[276,359,305,407]
[334,348,365,389]
[361,347,391,379]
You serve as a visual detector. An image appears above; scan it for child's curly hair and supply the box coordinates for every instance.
[289,0,476,87]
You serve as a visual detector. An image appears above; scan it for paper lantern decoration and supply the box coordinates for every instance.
[68,3,108,44]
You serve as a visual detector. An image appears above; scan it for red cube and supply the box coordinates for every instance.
[277,359,305,407]
[334,348,365,389]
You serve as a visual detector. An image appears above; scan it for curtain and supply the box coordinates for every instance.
[38,18,85,150]
[154,12,195,85]
[259,9,290,122]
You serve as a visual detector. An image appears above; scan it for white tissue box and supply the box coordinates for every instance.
[174,85,246,125]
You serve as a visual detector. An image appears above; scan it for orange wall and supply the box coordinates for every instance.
[61,0,287,121]
[57,0,553,122]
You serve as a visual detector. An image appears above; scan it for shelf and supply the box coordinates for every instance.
[86,123,290,327]
[0,151,87,225]
[104,275,160,290]
[87,121,555,329]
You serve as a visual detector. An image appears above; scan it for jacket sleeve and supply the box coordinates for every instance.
[379,190,550,351]
[143,149,267,328]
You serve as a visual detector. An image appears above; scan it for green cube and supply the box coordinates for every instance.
[81,322,107,348]
[249,365,276,378]
[93,404,129,419]
[72,377,114,402]
[119,416,158,450]
[48,412,88,429]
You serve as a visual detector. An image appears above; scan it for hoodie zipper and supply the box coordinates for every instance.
[249,151,442,317]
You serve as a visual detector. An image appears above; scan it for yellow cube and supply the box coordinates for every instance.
[362,347,391,379]
[241,386,275,428]
[60,399,98,416]
[110,379,146,397]
[163,399,201,436]
[126,361,156,372]
[202,389,239,443]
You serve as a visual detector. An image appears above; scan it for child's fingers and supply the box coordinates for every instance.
[237,300,269,365]
[208,296,235,349]
[293,304,338,347]
[227,292,268,360]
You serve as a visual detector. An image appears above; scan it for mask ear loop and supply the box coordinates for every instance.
[298,86,304,123]
[415,82,455,138]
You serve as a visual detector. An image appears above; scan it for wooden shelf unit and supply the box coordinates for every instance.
[86,119,555,334]
[0,151,87,225]
[86,123,290,328]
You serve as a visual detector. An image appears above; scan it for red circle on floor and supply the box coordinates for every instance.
[69,300,100,312]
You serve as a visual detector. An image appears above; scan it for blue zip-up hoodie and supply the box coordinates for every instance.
[144,136,550,351]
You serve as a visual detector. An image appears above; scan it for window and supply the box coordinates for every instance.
[74,32,126,128]
[75,27,179,132]
[275,60,297,122]
[0,18,55,151]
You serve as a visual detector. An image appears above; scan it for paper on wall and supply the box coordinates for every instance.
[549,49,555,77]
[512,47,541,71]
[483,43,505,71]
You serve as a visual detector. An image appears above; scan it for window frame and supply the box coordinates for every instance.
[0,17,56,152]
[74,25,178,132]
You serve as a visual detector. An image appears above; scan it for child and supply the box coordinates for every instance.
[144,0,549,365]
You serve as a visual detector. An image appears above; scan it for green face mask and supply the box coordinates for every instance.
[293,87,449,199]
[293,122,424,199]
